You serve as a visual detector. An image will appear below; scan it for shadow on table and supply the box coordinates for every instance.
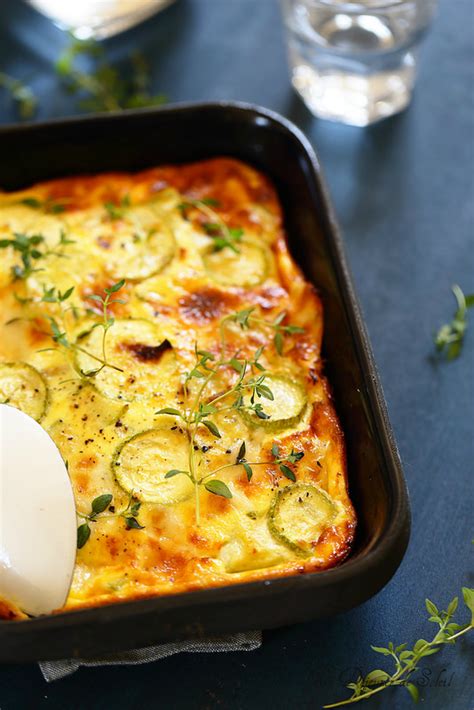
[283,90,415,242]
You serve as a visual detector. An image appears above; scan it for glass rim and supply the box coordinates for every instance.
[289,0,417,9]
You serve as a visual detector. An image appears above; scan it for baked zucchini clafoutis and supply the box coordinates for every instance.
[0,158,356,620]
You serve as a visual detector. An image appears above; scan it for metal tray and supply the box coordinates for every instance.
[0,102,410,662]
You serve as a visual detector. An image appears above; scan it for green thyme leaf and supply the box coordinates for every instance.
[202,420,221,438]
[364,669,390,686]
[405,683,419,703]
[233,308,254,329]
[189,368,206,379]
[48,317,70,348]
[105,278,126,294]
[232,394,244,409]
[204,479,232,498]
[104,202,125,220]
[230,357,244,373]
[199,403,218,416]
[77,523,91,549]
[434,284,474,360]
[20,197,42,208]
[256,383,273,400]
[283,324,305,334]
[156,407,182,416]
[124,516,144,530]
[236,441,246,462]
[165,469,187,478]
[462,587,474,623]
[243,463,253,481]
[91,493,113,515]
[254,404,270,420]
[197,349,215,365]
[202,222,220,235]
[286,449,304,463]
[425,598,439,617]
[130,501,141,516]
[279,464,296,481]
[61,286,75,301]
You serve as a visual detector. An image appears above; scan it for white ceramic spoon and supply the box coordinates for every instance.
[0,404,76,616]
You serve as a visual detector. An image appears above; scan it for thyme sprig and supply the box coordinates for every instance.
[325,587,474,707]
[178,198,243,253]
[77,492,144,549]
[0,233,45,280]
[156,309,305,523]
[0,230,75,281]
[434,284,474,360]
[19,196,69,214]
[0,71,37,120]
[104,195,131,220]
[84,279,127,376]
[56,37,166,113]
[184,441,304,486]
[230,307,305,355]
[36,279,126,378]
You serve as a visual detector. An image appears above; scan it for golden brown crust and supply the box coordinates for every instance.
[0,596,27,621]
[0,158,355,618]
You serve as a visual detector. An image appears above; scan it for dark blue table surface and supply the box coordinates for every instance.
[0,1,473,708]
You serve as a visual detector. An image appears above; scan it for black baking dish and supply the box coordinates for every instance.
[0,102,410,663]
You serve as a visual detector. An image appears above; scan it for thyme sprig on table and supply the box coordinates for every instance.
[0,71,37,120]
[434,284,474,360]
[77,492,144,549]
[156,308,305,524]
[56,37,166,113]
[324,587,474,707]
[178,198,243,253]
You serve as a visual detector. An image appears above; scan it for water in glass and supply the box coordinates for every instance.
[282,0,437,126]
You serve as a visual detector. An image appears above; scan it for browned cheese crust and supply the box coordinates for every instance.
[0,158,355,619]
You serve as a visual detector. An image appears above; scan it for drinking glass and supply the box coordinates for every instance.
[281,0,438,126]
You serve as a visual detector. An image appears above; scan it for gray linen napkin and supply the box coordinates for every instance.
[39,631,262,682]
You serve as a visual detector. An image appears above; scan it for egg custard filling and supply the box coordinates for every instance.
[0,158,356,619]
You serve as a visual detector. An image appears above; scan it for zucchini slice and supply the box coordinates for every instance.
[75,318,177,402]
[105,207,176,281]
[203,240,269,288]
[268,483,338,555]
[113,428,193,504]
[242,375,306,432]
[0,362,48,421]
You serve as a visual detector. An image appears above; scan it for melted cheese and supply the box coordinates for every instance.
[0,158,356,618]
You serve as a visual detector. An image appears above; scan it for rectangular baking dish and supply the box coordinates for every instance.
[0,102,410,663]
